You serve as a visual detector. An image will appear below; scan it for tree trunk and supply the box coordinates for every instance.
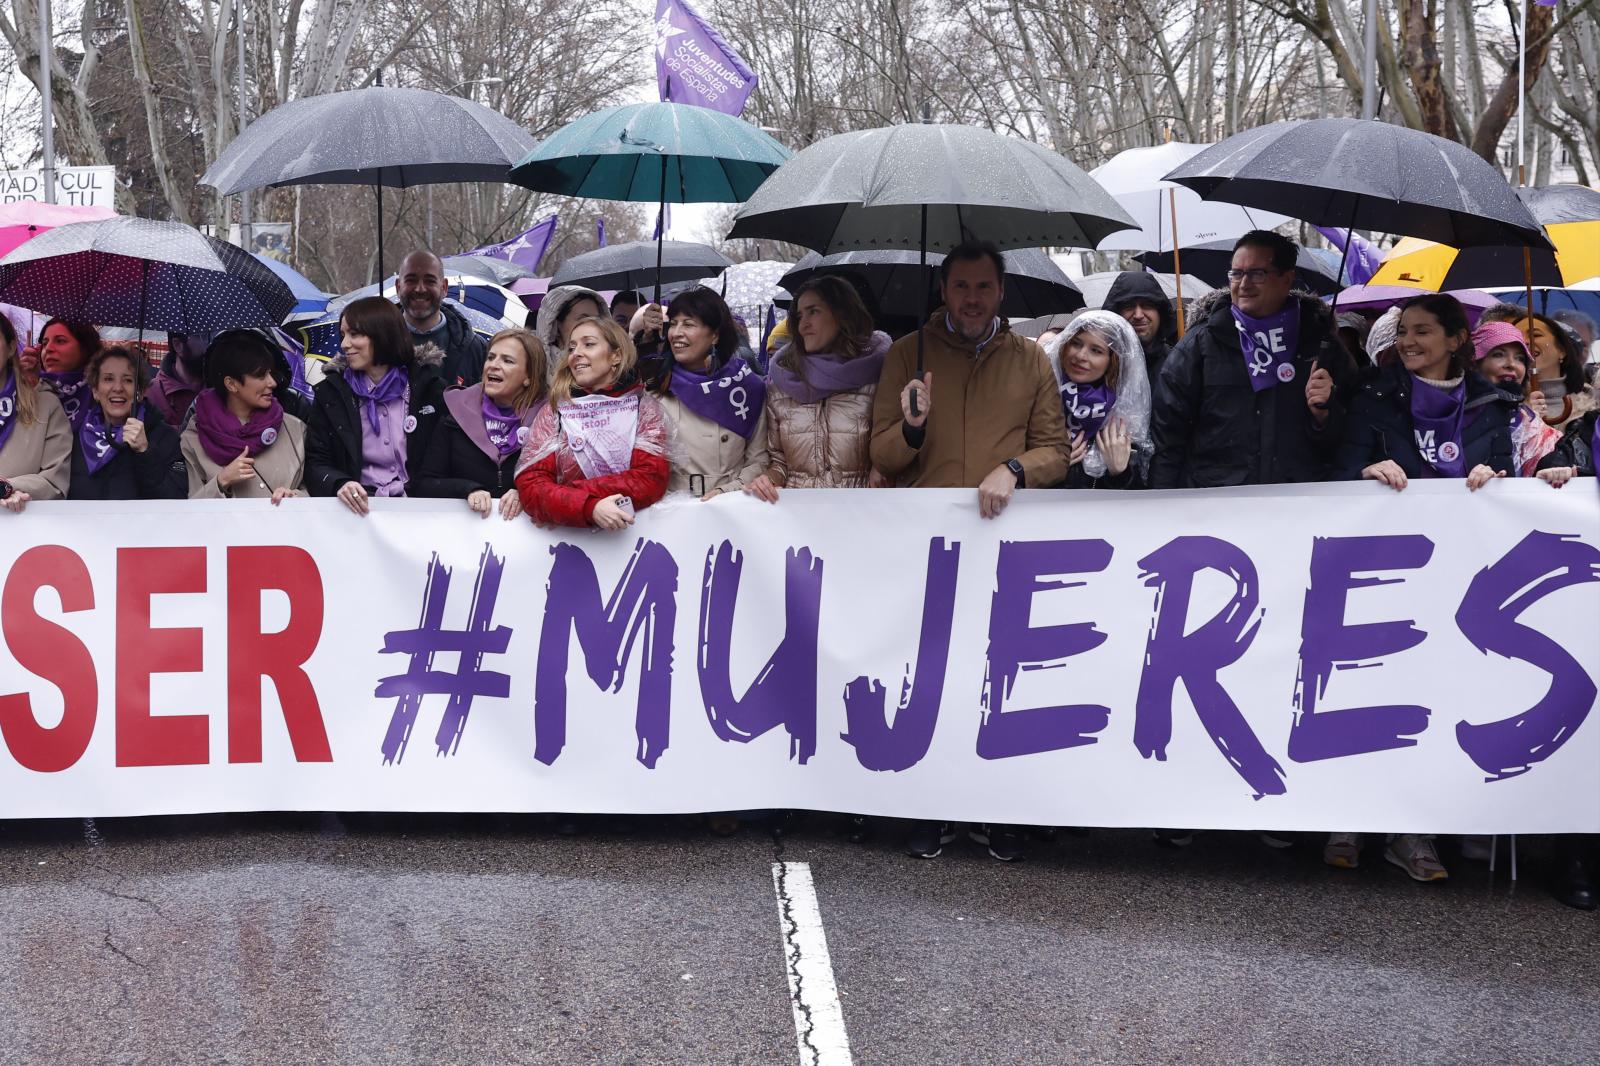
[1400,0,1460,139]
[1468,3,1555,161]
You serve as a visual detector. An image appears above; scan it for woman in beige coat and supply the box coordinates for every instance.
[0,313,72,512]
[746,276,889,500]
[646,287,769,498]
[180,330,307,502]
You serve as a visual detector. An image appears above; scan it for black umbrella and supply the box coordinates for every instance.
[552,240,734,291]
[729,124,1135,408]
[200,87,538,283]
[1136,240,1342,296]
[0,217,297,333]
[779,247,1083,319]
[1161,119,1550,248]
[1161,118,1551,319]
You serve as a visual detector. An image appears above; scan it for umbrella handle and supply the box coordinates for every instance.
[911,205,927,419]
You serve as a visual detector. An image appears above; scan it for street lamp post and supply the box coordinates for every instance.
[38,0,55,204]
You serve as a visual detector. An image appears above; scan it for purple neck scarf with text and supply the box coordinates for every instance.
[41,369,89,426]
[1059,378,1117,441]
[79,401,143,476]
[1231,302,1301,392]
[192,389,285,466]
[667,355,765,439]
[0,373,18,455]
[1410,375,1468,478]
[481,393,526,459]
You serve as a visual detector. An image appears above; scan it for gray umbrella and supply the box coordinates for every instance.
[0,216,296,332]
[441,254,536,285]
[1161,119,1550,249]
[552,240,733,291]
[729,124,1134,392]
[779,247,1083,319]
[200,87,538,282]
[729,124,1136,252]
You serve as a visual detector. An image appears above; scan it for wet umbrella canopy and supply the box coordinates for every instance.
[0,217,296,332]
[200,87,538,285]
[551,240,734,291]
[780,247,1084,319]
[200,87,536,193]
[441,255,538,286]
[1160,119,1550,249]
[728,124,1137,253]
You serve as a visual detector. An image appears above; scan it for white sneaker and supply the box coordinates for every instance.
[1386,834,1448,882]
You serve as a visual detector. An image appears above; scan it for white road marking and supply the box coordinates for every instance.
[772,861,854,1066]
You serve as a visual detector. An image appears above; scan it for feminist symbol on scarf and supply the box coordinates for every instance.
[0,397,11,418]
[1249,344,1274,377]
[730,386,749,421]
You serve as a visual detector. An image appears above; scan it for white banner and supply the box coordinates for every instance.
[0,482,1596,831]
[0,166,117,209]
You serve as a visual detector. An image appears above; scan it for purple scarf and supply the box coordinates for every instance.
[41,369,89,426]
[343,366,407,435]
[192,389,286,466]
[481,392,526,459]
[1409,376,1468,478]
[667,355,766,439]
[0,373,18,455]
[79,401,143,476]
[767,333,889,404]
[1060,378,1117,441]
[1231,303,1301,392]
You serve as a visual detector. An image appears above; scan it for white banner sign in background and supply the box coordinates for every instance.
[0,482,1596,832]
[0,166,117,209]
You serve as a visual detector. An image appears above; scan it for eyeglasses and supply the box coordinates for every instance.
[1226,268,1283,283]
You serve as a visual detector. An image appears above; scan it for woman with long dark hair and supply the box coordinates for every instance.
[745,275,888,501]
[0,313,72,511]
[24,318,101,428]
[305,296,446,514]
[1335,294,1518,493]
[645,287,767,499]
[414,328,549,519]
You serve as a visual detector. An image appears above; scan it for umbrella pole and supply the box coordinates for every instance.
[655,161,667,308]
[1327,204,1359,321]
[138,259,149,355]
[374,182,386,293]
[1168,188,1186,338]
[912,204,927,419]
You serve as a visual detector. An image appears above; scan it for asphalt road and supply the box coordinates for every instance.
[1,814,1595,1065]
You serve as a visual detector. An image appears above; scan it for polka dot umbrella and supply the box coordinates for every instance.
[0,216,297,334]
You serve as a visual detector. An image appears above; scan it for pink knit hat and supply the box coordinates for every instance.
[1471,320,1531,363]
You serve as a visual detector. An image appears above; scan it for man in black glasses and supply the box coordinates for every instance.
[1148,229,1353,488]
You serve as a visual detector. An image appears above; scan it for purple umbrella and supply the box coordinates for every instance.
[1329,284,1498,319]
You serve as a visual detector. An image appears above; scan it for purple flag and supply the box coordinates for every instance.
[654,0,758,116]
[1315,226,1383,286]
[596,217,606,248]
[470,214,558,272]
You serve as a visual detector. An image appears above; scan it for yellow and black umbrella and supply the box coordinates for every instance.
[1371,184,1600,292]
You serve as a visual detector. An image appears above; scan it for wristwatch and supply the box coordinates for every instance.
[1005,458,1025,488]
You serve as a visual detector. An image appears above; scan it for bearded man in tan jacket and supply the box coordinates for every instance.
[870,241,1075,519]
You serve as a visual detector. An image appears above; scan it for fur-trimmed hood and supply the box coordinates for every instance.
[1190,287,1334,337]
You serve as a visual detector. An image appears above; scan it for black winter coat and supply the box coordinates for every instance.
[1334,364,1518,481]
[412,384,541,500]
[412,303,488,388]
[304,347,447,497]
[67,405,187,500]
[1150,291,1354,488]
[1538,408,1596,476]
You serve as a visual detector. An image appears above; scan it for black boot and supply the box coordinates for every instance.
[1554,853,1596,911]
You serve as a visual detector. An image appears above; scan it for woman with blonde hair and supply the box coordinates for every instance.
[516,316,669,528]
[0,313,72,512]
[414,328,548,519]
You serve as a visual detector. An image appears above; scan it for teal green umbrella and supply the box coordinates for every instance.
[511,101,790,299]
